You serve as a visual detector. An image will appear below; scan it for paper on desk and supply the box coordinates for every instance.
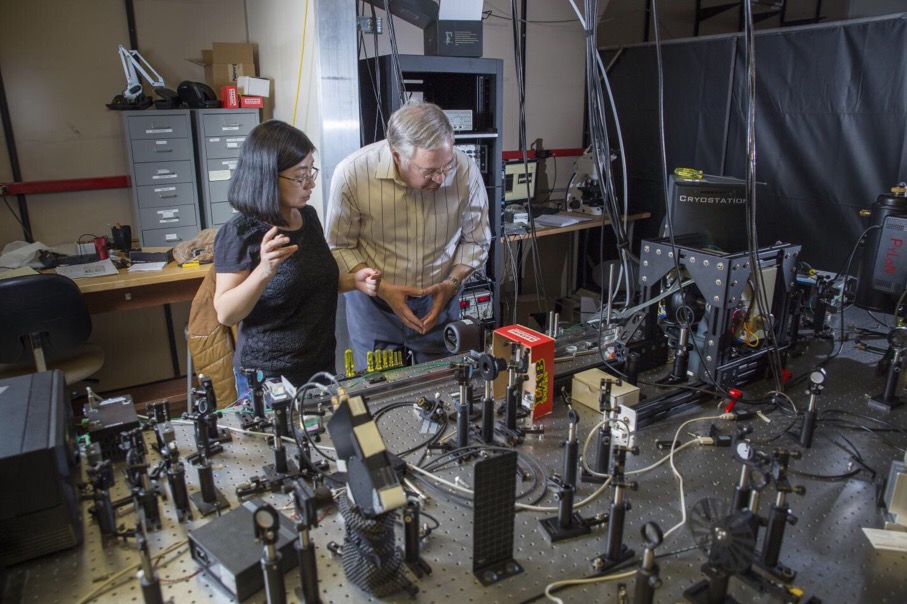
[55,258,119,279]
[0,241,51,269]
[862,527,907,552]
[439,0,482,20]
[128,261,167,272]
[534,214,593,228]
[0,266,39,280]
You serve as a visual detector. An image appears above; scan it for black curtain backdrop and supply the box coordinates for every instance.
[605,14,907,271]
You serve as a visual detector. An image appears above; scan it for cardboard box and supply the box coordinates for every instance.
[570,367,639,411]
[261,95,274,121]
[492,325,554,420]
[425,20,483,57]
[221,85,238,109]
[193,43,257,95]
[239,96,263,109]
[237,76,270,98]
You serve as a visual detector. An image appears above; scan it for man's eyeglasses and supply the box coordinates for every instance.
[415,159,457,179]
[279,167,319,187]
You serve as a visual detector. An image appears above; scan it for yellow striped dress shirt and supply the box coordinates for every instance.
[325,140,491,289]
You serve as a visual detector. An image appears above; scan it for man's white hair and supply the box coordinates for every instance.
[386,100,454,166]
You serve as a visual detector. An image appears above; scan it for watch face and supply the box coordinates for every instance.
[889,327,907,350]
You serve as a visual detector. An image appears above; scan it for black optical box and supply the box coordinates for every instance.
[425,20,483,57]
[188,498,298,601]
[129,248,173,263]
[82,395,139,461]
[661,174,751,254]
[0,371,83,566]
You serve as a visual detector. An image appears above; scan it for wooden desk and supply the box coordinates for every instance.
[502,211,651,297]
[75,261,210,314]
[65,260,210,408]
[501,210,651,241]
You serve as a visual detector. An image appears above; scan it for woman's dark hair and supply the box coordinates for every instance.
[228,120,316,226]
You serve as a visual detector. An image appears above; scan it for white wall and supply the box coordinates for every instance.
[0,0,248,248]
[0,0,247,391]
[245,0,325,212]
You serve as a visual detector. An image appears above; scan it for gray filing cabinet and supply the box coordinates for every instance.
[192,108,259,228]
[123,110,201,247]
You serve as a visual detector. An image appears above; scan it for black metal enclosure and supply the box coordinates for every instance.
[638,235,801,389]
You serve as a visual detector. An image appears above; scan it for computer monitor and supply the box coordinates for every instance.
[503,160,538,204]
[662,173,750,253]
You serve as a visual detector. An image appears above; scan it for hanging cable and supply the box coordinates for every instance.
[382,0,407,106]
[508,0,549,310]
[357,1,387,141]
[291,0,311,127]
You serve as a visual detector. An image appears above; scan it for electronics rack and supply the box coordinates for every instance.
[459,274,495,327]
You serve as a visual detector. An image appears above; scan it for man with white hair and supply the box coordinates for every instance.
[326,101,491,368]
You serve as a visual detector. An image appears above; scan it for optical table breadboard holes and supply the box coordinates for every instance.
[8,312,907,603]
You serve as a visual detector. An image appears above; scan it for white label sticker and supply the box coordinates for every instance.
[164,233,179,241]
[146,128,173,134]
[157,209,178,219]
[153,186,176,193]
[209,170,232,182]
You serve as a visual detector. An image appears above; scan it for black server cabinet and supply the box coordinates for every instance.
[359,54,504,327]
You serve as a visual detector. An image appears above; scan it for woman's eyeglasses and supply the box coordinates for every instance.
[279,167,320,186]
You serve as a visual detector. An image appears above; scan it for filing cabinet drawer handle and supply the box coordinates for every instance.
[159,194,178,199]
[154,148,173,153]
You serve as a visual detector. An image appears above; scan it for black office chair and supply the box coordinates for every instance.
[0,273,105,385]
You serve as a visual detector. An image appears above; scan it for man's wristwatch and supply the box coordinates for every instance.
[446,275,462,289]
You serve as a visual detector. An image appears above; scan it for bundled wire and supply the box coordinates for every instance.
[508,0,550,309]
[409,444,550,508]
[820,409,907,454]
[357,1,386,141]
[381,0,407,106]
[371,400,449,460]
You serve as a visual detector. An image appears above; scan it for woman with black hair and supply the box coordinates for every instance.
[213,120,380,391]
